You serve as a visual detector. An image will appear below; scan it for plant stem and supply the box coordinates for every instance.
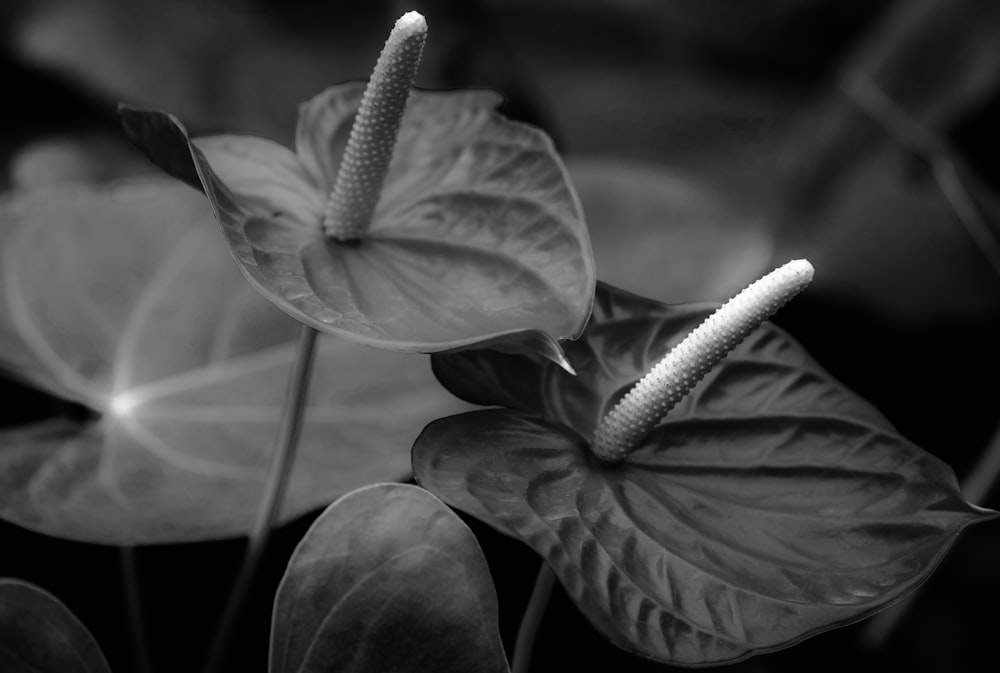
[851,75,1000,649]
[119,546,153,673]
[201,325,319,673]
[511,562,556,673]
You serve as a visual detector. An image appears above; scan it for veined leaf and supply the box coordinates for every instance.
[0,578,112,673]
[413,282,997,666]
[120,84,595,371]
[0,180,471,544]
[271,483,508,673]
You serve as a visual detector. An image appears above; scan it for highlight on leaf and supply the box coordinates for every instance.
[0,180,472,544]
[413,281,997,666]
[119,10,594,371]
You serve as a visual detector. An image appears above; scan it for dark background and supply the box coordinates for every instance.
[2,0,1000,671]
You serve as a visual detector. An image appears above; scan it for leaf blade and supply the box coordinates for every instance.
[414,283,997,666]
[270,483,508,673]
[120,88,594,368]
[0,578,112,673]
[0,181,472,544]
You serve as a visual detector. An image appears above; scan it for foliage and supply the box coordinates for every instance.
[414,283,995,665]
[0,181,470,543]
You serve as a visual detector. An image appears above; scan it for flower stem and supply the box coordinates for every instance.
[591,259,814,463]
[511,563,556,673]
[201,325,318,673]
[119,546,153,673]
[323,11,427,240]
[852,75,1000,650]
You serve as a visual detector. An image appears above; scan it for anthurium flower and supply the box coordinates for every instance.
[412,270,996,666]
[120,11,594,371]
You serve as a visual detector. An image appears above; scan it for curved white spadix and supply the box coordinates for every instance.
[591,259,815,463]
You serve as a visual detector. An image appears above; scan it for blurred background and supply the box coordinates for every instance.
[2,0,1000,671]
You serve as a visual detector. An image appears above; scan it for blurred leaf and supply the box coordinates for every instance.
[786,0,1000,211]
[0,180,471,544]
[271,483,508,673]
[9,136,152,189]
[120,85,594,371]
[778,0,1000,320]
[0,578,112,673]
[776,150,1000,323]
[477,0,887,74]
[569,158,772,303]
[413,282,996,666]
[8,0,383,140]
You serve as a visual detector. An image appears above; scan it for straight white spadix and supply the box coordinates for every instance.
[591,259,815,463]
[323,11,427,240]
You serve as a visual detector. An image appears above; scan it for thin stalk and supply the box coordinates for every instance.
[845,74,1000,282]
[119,546,153,673]
[511,563,556,673]
[201,325,319,673]
[850,75,1000,648]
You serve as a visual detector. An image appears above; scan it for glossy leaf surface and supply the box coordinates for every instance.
[0,578,112,673]
[413,282,996,666]
[120,84,595,371]
[271,483,508,673]
[0,181,471,544]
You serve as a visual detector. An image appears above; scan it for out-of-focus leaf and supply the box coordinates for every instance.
[271,483,508,673]
[120,84,595,372]
[569,158,772,303]
[776,2,1000,324]
[0,578,112,673]
[0,180,471,544]
[9,136,152,189]
[9,0,383,141]
[413,282,996,666]
[775,150,1000,323]
[478,0,887,74]
[786,0,1000,211]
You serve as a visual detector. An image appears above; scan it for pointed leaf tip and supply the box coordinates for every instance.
[118,104,203,192]
[415,282,993,666]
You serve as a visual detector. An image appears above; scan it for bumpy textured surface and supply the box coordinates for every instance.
[592,260,814,462]
[415,282,996,666]
[119,84,594,368]
[323,12,427,240]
